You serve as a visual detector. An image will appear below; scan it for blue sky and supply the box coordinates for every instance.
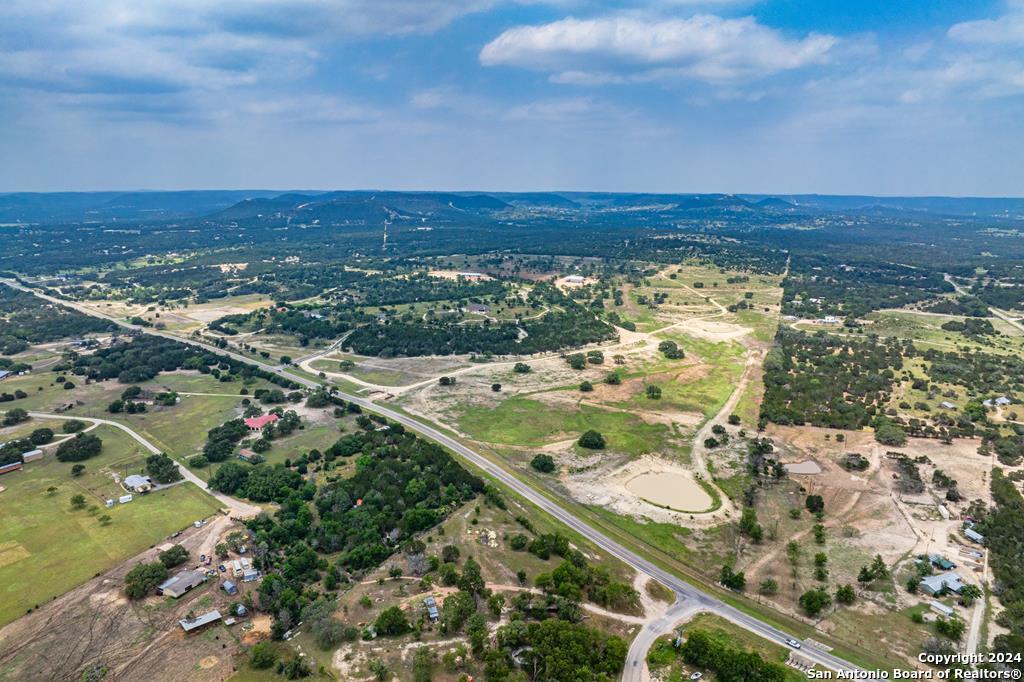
[0,0,1021,195]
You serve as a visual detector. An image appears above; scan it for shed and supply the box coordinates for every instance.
[21,449,43,463]
[158,570,207,598]
[939,401,956,410]
[118,494,133,504]
[236,604,248,617]
[965,528,985,544]
[243,568,260,582]
[928,554,956,571]
[0,462,23,476]
[105,499,114,508]
[179,610,222,633]
[929,601,955,617]
[222,580,238,596]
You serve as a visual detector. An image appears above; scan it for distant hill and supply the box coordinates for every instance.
[0,189,285,222]
[491,192,580,208]
[211,191,510,224]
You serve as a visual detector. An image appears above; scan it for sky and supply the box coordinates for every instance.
[0,0,1022,195]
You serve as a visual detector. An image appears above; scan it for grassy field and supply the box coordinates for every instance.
[0,425,222,626]
[457,396,670,455]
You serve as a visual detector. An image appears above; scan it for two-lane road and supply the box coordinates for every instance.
[5,280,863,676]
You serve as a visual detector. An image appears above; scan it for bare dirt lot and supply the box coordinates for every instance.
[0,516,258,682]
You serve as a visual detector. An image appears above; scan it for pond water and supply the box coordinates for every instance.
[625,472,713,512]
[784,460,823,475]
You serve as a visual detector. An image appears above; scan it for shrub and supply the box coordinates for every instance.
[577,430,605,450]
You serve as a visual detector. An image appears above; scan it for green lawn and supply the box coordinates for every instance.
[0,425,222,626]
[457,396,669,455]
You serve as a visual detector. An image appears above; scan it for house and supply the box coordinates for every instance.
[819,316,840,325]
[423,596,439,621]
[0,370,10,381]
[158,570,207,598]
[929,601,955,617]
[243,413,279,431]
[222,580,238,596]
[21,449,43,462]
[929,554,956,571]
[124,474,152,493]
[983,396,1012,407]
[236,604,248,617]
[118,494,133,504]
[939,401,956,410]
[920,572,964,596]
[243,568,260,583]
[964,528,985,545]
[179,610,222,633]
[0,462,23,476]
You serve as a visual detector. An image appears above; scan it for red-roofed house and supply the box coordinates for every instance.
[244,414,279,431]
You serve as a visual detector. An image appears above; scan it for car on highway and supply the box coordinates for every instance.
[785,638,802,649]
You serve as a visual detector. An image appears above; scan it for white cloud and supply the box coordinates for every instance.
[948,5,1024,44]
[480,14,837,83]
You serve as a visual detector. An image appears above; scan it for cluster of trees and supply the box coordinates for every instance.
[55,433,102,462]
[761,329,907,429]
[940,318,995,336]
[68,334,300,389]
[979,470,1024,657]
[146,453,181,484]
[0,286,115,355]
[922,295,990,318]
[680,628,789,681]
[344,285,614,357]
[210,462,310,503]
[202,418,250,462]
[782,256,952,319]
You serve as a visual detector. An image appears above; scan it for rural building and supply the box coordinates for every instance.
[920,572,964,596]
[424,596,439,621]
[118,494,133,504]
[983,396,1012,407]
[928,554,956,571]
[124,474,152,493]
[457,272,484,279]
[105,499,114,508]
[243,568,259,582]
[466,303,490,313]
[0,462,23,476]
[222,580,238,596]
[939,401,956,410]
[964,528,985,544]
[157,570,207,598]
[243,413,279,431]
[21,449,43,462]
[179,610,221,633]
[232,559,243,577]
[0,370,10,381]
[235,604,248,617]
[929,601,955,617]
[563,275,585,284]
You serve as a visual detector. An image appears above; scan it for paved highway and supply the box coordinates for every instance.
[5,280,865,676]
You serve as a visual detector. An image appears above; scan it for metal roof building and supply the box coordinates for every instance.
[179,610,222,633]
[158,570,207,598]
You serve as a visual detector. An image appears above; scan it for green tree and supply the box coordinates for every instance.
[530,453,556,473]
[250,641,278,669]
[836,584,856,605]
[577,430,605,450]
[374,606,410,637]
[124,562,168,599]
[799,588,832,617]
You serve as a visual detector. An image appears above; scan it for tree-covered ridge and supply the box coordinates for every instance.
[343,283,615,357]
[781,256,952,319]
[761,329,907,429]
[0,286,115,354]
